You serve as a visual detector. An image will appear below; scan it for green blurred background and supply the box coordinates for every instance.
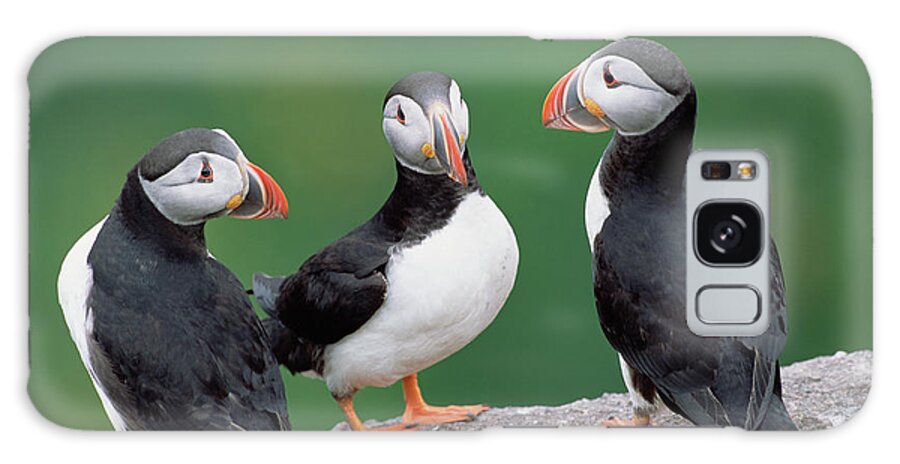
[28,37,872,430]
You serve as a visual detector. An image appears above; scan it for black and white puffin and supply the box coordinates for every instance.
[254,71,519,431]
[57,128,291,430]
[541,39,795,430]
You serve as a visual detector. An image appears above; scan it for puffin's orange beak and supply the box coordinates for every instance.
[542,63,611,133]
[229,162,289,219]
[431,110,468,186]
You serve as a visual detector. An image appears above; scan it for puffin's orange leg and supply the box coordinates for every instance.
[399,373,489,426]
[335,395,415,431]
[602,413,651,427]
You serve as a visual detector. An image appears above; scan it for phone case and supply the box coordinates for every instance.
[28,37,872,431]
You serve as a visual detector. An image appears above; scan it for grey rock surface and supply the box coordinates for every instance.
[332,350,871,431]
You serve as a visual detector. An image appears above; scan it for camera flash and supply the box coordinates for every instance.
[737,162,756,180]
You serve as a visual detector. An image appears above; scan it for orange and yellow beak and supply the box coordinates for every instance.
[430,110,468,186]
[229,162,289,219]
[541,62,611,133]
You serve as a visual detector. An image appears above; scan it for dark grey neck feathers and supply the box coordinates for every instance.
[600,87,697,207]
[108,169,208,260]
[365,150,482,244]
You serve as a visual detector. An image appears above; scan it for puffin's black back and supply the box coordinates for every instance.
[86,169,290,430]
[592,90,795,430]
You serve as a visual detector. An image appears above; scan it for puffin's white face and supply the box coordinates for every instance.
[579,56,681,135]
[140,151,247,225]
[382,79,470,185]
[138,128,289,226]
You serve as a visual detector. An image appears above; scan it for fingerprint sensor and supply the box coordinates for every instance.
[696,286,761,324]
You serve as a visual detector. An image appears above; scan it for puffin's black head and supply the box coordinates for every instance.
[542,38,692,135]
[382,71,470,186]
[137,128,289,226]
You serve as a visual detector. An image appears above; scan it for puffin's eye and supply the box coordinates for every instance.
[603,64,621,89]
[198,161,214,183]
[396,105,406,125]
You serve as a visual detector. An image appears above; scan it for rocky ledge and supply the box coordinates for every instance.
[333,350,871,431]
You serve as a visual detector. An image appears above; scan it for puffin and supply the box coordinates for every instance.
[57,128,291,430]
[541,38,796,430]
[254,71,519,431]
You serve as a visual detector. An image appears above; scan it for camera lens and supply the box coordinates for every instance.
[695,202,762,265]
[711,218,743,251]
[701,161,732,180]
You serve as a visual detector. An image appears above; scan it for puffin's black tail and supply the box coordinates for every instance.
[252,272,286,318]
[253,273,314,374]
[261,318,314,374]
[758,368,798,431]
[757,395,796,430]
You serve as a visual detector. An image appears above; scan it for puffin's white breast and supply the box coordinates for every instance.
[323,192,519,397]
[585,157,610,250]
[57,217,127,431]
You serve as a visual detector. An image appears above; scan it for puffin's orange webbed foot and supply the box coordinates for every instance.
[400,374,489,426]
[602,414,651,427]
[403,403,489,425]
[336,395,418,432]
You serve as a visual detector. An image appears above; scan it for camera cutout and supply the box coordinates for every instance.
[686,150,770,337]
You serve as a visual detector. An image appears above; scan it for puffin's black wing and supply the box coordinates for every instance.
[86,241,290,431]
[594,218,793,429]
[272,233,390,346]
